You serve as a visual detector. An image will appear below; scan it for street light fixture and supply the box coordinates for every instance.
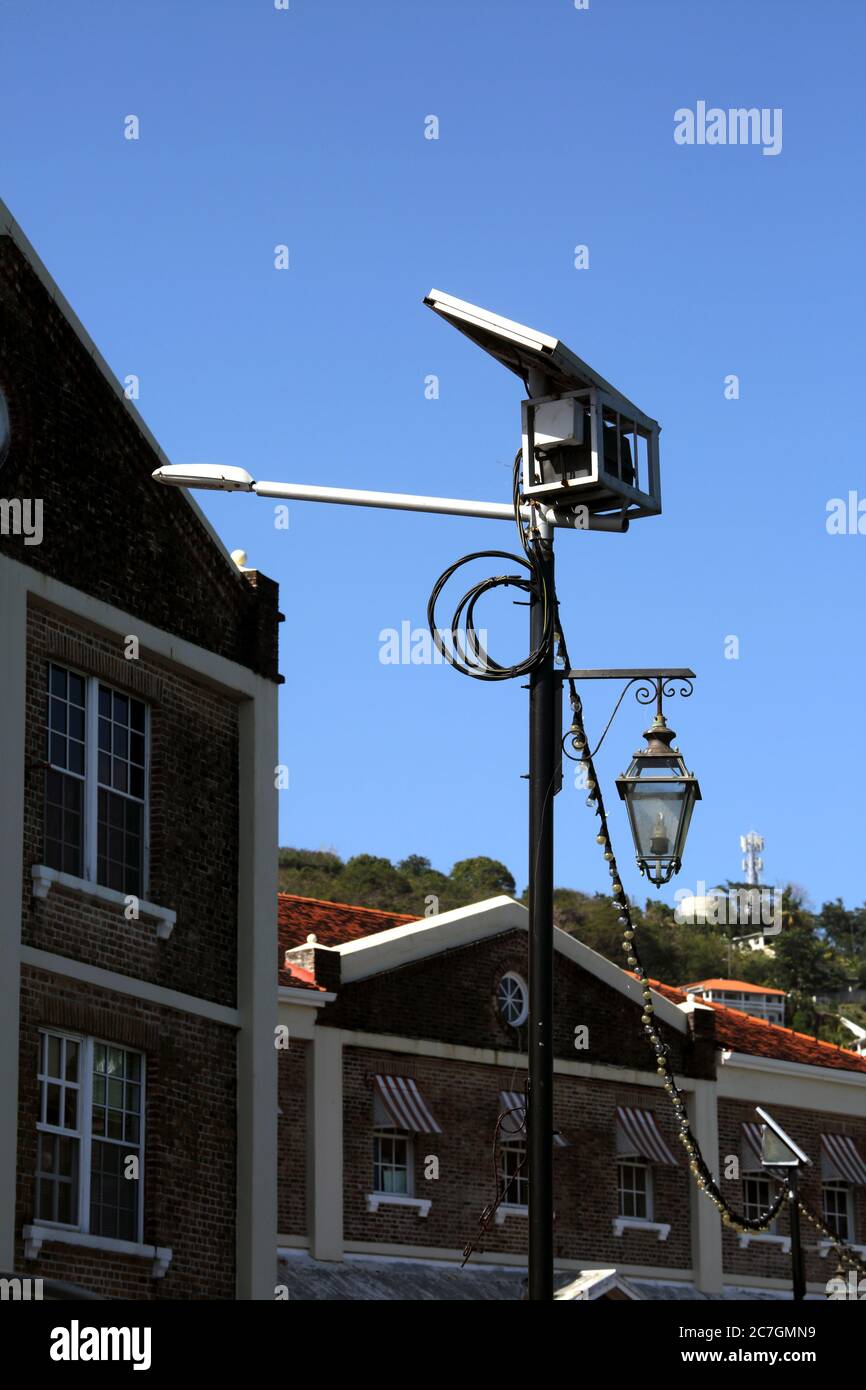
[755,1106,811,1301]
[151,463,632,530]
[564,670,700,889]
[616,697,701,888]
[153,464,255,491]
[154,289,697,1303]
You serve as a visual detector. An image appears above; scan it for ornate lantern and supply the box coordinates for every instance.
[616,711,700,887]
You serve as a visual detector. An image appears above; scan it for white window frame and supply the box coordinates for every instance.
[497,971,529,1028]
[45,663,150,897]
[500,1138,529,1209]
[742,1170,779,1233]
[34,1033,81,1228]
[616,1156,653,1221]
[822,1179,854,1241]
[35,1030,145,1245]
[373,1129,413,1198]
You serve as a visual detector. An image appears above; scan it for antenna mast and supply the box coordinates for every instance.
[739,831,764,886]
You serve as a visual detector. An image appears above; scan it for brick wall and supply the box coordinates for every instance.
[717,1097,866,1289]
[342,1046,693,1269]
[22,602,240,1009]
[277,1040,308,1237]
[320,928,714,1079]
[0,235,280,680]
[2,223,281,1304]
[16,965,237,1300]
[277,930,866,1288]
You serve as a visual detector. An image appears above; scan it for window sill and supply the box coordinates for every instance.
[365,1194,431,1218]
[612,1217,671,1242]
[737,1232,790,1253]
[31,865,176,940]
[23,1224,172,1279]
[495,1203,528,1226]
[816,1238,866,1259]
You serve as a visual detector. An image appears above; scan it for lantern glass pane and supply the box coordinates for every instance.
[626,755,681,777]
[628,782,686,860]
[676,786,697,857]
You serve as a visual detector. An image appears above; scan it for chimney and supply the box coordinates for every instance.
[283,934,341,993]
[682,999,716,1078]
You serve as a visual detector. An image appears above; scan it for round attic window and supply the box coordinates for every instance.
[0,387,9,466]
[498,971,528,1028]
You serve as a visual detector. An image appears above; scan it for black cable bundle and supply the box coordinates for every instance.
[426,453,554,681]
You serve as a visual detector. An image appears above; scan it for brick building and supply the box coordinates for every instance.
[0,198,280,1298]
[276,894,866,1299]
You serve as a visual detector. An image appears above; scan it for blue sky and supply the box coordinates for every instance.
[3,0,864,910]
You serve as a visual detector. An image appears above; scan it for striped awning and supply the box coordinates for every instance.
[616,1106,678,1166]
[373,1075,442,1134]
[499,1091,567,1147]
[741,1121,765,1170]
[822,1134,866,1186]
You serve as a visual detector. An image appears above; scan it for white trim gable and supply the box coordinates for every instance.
[335,895,687,1034]
[336,896,524,978]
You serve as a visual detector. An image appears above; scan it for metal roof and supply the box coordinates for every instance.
[275,1253,811,1302]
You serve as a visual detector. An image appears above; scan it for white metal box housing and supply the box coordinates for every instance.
[521,388,661,519]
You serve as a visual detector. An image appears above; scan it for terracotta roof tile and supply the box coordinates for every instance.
[650,978,866,1075]
[277,892,418,952]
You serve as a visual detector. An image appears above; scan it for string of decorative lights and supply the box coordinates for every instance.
[429,452,866,1281]
[794,1194,866,1278]
[556,586,866,1278]
[559,686,786,1232]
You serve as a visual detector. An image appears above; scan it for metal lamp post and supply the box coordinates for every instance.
[153,291,698,1302]
[756,1106,811,1301]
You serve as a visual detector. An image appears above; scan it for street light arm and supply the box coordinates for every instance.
[252,478,521,522]
[151,464,628,532]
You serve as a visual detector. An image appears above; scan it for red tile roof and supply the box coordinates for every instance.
[277,893,418,951]
[650,978,866,1075]
[278,959,326,992]
[681,978,786,996]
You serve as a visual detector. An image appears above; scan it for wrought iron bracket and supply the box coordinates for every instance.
[559,668,696,759]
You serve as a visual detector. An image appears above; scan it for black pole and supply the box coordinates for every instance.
[528,523,555,1301]
[789,1166,806,1300]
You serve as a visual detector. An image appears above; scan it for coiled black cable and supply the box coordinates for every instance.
[426,453,554,680]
